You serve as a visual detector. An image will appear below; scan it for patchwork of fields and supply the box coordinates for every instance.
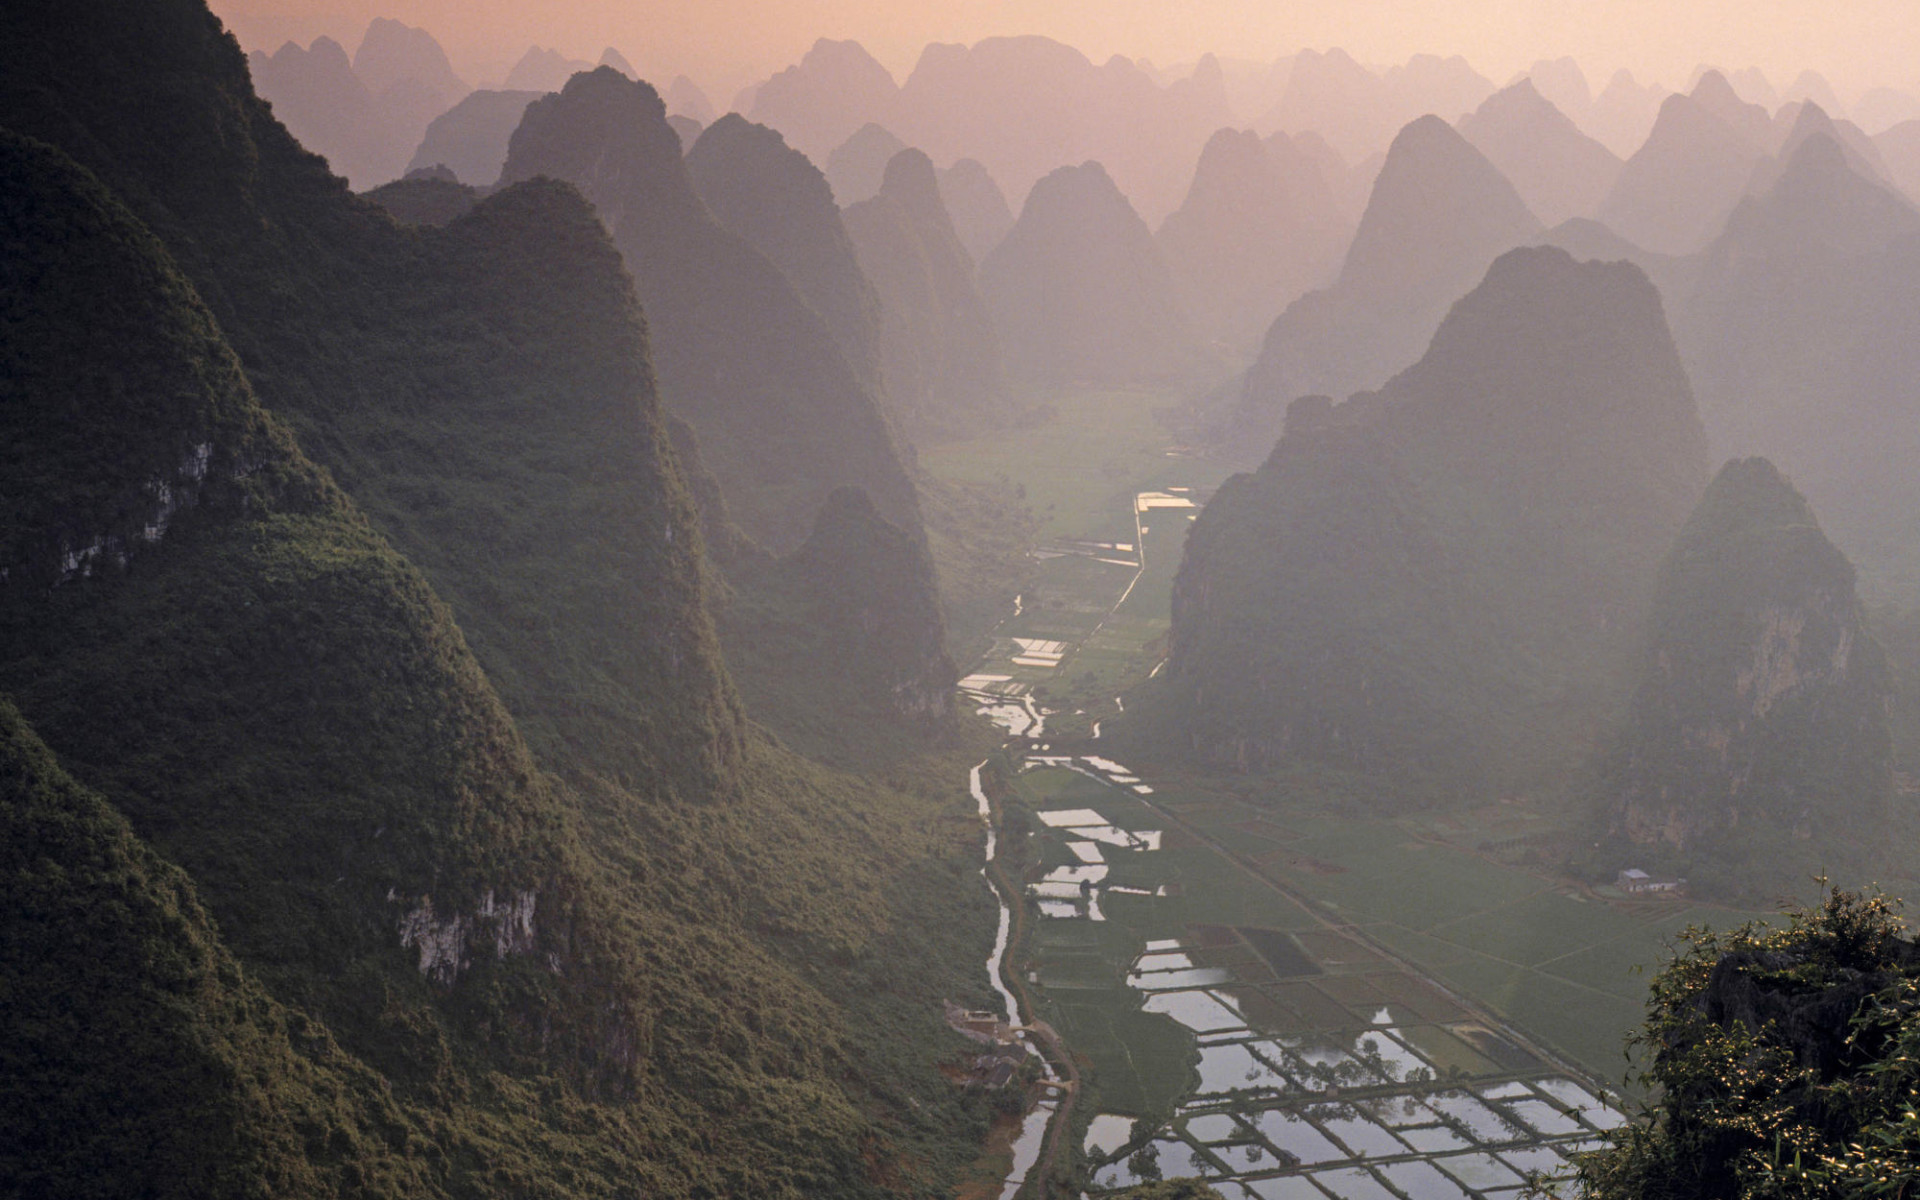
[929,383,1790,1197]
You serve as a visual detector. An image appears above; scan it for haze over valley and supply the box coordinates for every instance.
[9,1,1920,1196]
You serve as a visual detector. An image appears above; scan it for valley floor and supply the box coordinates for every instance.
[923,383,1793,1198]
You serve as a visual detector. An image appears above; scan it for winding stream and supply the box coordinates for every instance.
[972,756,1064,1200]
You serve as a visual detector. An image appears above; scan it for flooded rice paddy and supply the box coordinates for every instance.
[1013,753,1622,1199]
[960,483,1626,1198]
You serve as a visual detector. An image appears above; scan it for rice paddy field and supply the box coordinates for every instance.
[931,384,1791,1197]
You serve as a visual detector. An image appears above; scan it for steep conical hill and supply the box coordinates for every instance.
[1592,458,1892,890]
[823,121,909,204]
[501,68,922,555]
[935,155,1013,262]
[1670,131,1920,596]
[687,113,885,390]
[1243,114,1542,406]
[979,159,1196,382]
[843,148,1010,437]
[1148,247,1706,799]
[1597,84,1768,254]
[1155,127,1347,349]
[1457,79,1621,227]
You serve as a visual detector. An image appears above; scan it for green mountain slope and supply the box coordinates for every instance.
[0,3,1002,1193]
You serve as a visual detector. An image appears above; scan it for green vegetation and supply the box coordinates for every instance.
[0,697,425,1198]
[1576,888,1920,1200]
[0,6,1008,1194]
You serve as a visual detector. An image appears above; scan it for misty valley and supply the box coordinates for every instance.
[8,3,1920,1199]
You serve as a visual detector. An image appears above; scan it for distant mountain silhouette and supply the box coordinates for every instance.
[1155,127,1347,349]
[1152,247,1707,799]
[247,36,383,183]
[1244,115,1541,406]
[888,36,1235,223]
[1526,57,1594,128]
[405,88,540,184]
[250,20,470,188]
[597,46,636,78]
[1458,79,1620,226]
[664,74,716,123]
[1593,458,1891,883]
[1586,69,1670,157]
[353,17,465,102]
[844,149,1010,436]
[687,114,884,388]
[666,114,703,149]
[1671,130,1920,597]
[935,157,1013,262]
[823,122,908,204]
[747,38,900,162]
[1875,118,1920,203]
[1259,48,1496,162]
[1597,75,1770,254]
[1759,100,1891,189]
[501,69,922,554]
[979,160,1196,382]
[502,45,592,92]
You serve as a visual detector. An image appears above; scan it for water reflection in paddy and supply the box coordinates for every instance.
[1193,1042,1292,1093]
[1377,1159,1474,1200]
[1311,1166,1401,1200]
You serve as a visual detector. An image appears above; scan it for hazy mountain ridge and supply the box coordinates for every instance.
[500,68,921,555]
[1150,247,1707,800]
[1243,114,1543,408]
[1155,127,1349,349]
[844,148,1014,438]
[687,113,886,391]
[980,159,1198,382]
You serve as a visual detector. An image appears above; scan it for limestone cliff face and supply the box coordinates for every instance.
[1602,458,1893,850]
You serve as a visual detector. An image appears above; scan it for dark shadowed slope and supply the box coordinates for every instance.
[0,1,998,1190]
[0,695,429,1199]
[844,148,1011,438]
[687,113,885,390]
[1243,115,1541,408]
[499,68,921,554]
[979,159,1196,383]
[1149,248,1705,801]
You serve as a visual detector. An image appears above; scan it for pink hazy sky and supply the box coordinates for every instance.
[210,0,1920,104]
